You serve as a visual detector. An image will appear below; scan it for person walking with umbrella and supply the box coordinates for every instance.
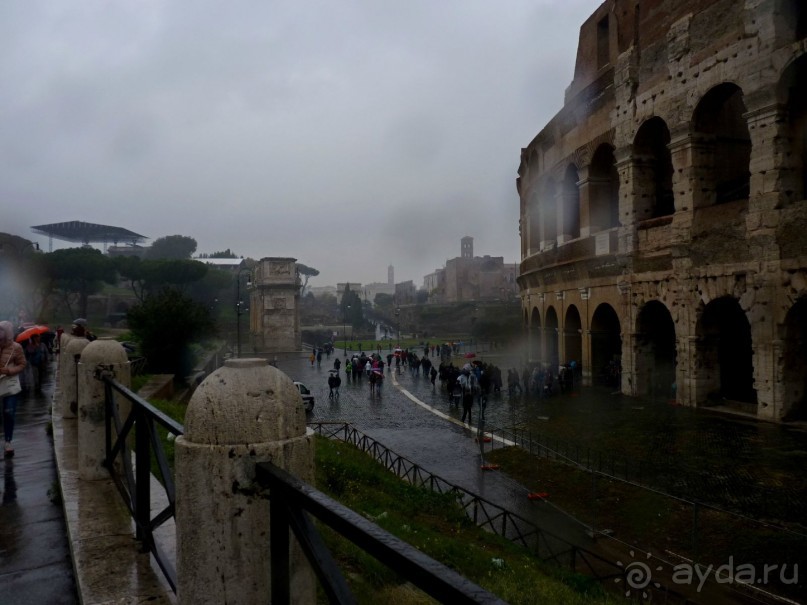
[0,321,27,457]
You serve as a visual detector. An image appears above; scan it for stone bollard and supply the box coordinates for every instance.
[61,337,91,419]
[176,358,315,605]
[77,340,131,481]
[55,333,75,416]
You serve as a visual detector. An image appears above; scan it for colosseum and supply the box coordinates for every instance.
[517,0,807,421]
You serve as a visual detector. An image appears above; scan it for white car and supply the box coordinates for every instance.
[293,381,315,413]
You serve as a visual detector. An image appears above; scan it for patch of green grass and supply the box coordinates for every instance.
[130,373,151,393]
[143,397,186,479]
[315,436,609,604]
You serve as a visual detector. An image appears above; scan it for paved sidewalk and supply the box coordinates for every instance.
[0,363,77,605]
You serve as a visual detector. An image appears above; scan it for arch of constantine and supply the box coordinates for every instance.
[517,0,807,421]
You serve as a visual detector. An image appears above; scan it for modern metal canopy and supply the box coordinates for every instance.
[31,221,148,251]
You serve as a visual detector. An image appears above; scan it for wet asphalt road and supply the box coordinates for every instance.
[281,347,807,540]
[287,348,807,518]
[278,352,599,551]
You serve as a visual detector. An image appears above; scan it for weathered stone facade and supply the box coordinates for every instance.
[518,0,807,421]
[425,237,520,303]
[249,257,302,353]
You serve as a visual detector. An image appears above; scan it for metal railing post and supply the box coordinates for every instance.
[135,407,151,550]
[270,492,291,605]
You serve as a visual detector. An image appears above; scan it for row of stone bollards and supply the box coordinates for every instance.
[54,338,316,604]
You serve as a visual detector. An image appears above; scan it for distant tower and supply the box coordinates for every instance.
[461,236,473,259]
[388,264,394,285]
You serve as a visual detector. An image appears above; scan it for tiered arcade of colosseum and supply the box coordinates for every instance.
[517,0,807,421]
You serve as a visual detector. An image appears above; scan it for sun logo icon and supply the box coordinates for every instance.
[615,550,663,599]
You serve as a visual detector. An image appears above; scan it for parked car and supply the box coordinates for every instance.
[294,381,315,413]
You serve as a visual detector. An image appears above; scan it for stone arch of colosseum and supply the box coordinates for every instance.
[587,143,621,235]
[540,177,557,248]
[781,297,807,419]
[634,300,677,400]
[564,304,583,368]
[777,52,807,204]
[591,302,621,387]
[561,164,581,242]
[687,84,754,269]
[632,117,674,221]
[693,296,757,409]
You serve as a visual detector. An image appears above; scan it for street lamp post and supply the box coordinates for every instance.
[395,307,400,345]
[343,305,350,355]
[235,268,252,358]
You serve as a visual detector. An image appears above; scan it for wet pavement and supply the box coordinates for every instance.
[282,348,807,603]
[289,349,807,518]
[0,362,78,605]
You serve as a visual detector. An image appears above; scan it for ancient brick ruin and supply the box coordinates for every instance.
[517,0,807,420]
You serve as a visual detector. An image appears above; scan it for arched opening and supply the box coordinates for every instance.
[527,189,541,255]
[589,144,620,232]
[545,306,559,368]
[778,55,807,204]
[782,298,807,420]
[633,117,674,219]
[541,179,558,247]
[564,305,582,367]
[591,303,622,388]
[635,301,676,399]
[561,165,581,241]
[530,307,541,363]
[693,83,751,206]
[696,297,757,406]
[782,0,807,41]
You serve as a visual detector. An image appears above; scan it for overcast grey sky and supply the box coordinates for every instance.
[1,1,599,287]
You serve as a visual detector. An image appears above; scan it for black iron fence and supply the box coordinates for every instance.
[100,369,182,592]
[309,422,704,603]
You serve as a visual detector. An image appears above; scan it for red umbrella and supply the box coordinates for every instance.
[464,352,476,358]
[15,325,50,343]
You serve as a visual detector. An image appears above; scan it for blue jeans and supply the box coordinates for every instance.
[2,393,19,442]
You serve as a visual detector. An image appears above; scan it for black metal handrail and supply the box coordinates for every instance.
[253,461,505,605]
[94,376,505,602]
[99,370,183,592]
